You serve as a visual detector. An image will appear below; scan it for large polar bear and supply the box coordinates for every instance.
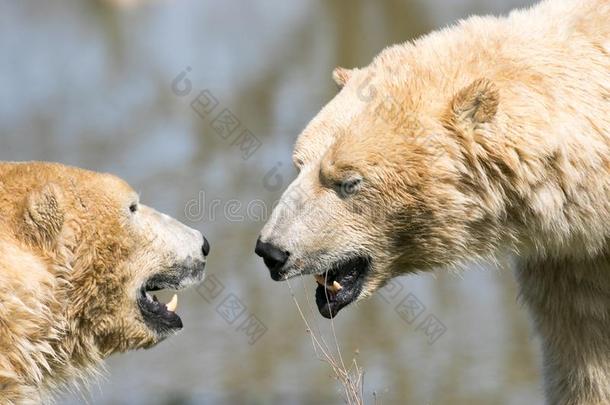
[0,162,209,403]
[255,0,610,403]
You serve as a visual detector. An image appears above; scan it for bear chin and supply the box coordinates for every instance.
[137,262,207,338]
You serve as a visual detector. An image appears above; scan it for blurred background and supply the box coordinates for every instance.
[0,0,542,404]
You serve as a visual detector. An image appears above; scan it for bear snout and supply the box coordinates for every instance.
[255,237,290,280]
[202,236,210,257]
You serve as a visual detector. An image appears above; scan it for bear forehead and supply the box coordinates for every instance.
[293,62,446,170]
[6,162,137,204]
[294,104,439,176]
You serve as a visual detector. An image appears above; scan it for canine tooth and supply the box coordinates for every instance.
[166,294,178,312]
[315,275,343,293]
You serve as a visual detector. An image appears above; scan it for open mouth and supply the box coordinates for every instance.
[313,256,371,319]
[137,264,205,337]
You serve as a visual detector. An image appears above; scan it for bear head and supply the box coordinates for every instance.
[2,162,209,356]
[257,52,502,318]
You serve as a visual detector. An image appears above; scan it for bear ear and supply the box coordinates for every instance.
[332,66,353,88]
[447,78,499,125]
[24,183,65,245]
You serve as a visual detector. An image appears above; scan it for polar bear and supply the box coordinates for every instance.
[0,162,210,403]
[255,0,610,404]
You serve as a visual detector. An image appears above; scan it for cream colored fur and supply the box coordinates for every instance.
[0,162,206,403]
[259,1,610,403]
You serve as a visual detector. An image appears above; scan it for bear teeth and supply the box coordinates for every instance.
[314,274,343,293]
[166,294,178,312]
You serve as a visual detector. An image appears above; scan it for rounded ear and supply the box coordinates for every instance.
[447,78,499,125]
[332,66,354,88]
[24,183,65,245]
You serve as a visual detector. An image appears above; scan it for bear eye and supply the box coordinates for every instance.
[293,157,304,172]
[129,203,138,214]
[337,176,363,198]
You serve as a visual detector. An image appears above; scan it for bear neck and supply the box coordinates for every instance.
[17,233,105,400]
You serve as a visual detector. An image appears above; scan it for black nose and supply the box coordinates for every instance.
[202,237,210,256]
[255,237,289,280]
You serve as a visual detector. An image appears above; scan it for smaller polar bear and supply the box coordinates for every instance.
[256,0,610,404]
[0,162,209,403]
